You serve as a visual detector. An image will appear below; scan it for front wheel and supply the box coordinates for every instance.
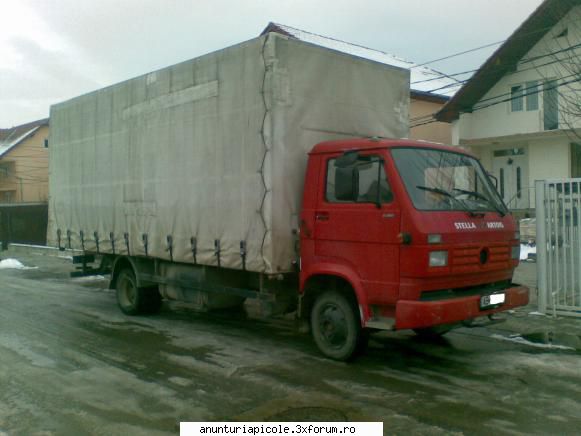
[311,291,365,361]
[116,268,162,315]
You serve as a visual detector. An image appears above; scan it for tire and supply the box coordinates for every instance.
[310,291,365,361]
[116,268,162,315]
[413,324,455,339]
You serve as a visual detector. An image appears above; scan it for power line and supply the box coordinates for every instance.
[520,41,581,65]
[410,75,581,128]
[423,56,565,95]
[409,113,438,123]
[411,68,478,85]
[421,41,581,94]
[412,74,581,125]
[472,71,579,109]
[410,26,581,92]
[412,40,505,69]
[411,17,581,70]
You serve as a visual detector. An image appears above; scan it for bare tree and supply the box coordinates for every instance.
[528,3,581,143]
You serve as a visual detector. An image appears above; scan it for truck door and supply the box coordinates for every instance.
[314,152,400,305]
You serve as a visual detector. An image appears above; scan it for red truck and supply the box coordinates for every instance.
[48,34,528,360]
[299,138,528,359]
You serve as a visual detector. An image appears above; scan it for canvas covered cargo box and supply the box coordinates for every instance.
[48,33,409,274]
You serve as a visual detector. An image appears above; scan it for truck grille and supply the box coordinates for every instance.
[451,244,510,274]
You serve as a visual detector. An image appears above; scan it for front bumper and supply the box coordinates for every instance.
[394,284,529,330]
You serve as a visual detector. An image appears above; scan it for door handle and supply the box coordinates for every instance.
[315,211,330,221]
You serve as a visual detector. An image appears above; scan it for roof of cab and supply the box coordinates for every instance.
[309,138,475,157]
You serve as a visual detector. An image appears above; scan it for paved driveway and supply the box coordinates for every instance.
[0,251,579,435]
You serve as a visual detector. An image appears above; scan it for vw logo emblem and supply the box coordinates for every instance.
[480,248,489,265]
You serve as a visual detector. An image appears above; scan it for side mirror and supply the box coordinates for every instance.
[335,151,360,168]
[335,166,359,201]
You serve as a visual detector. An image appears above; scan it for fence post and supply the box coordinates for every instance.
[535,180,547,314]
[0,210,7,251]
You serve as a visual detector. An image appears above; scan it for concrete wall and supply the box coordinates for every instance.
[0,125,49,203]
[528,136,570,182]
[467,134,571,209]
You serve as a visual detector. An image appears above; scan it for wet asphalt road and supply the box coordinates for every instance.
[0,252,580,435]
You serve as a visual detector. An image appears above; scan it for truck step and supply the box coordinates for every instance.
[365,317,395,331]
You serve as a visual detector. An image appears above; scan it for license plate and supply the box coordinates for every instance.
[480,293,505,309]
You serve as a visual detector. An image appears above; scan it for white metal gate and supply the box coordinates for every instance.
[535,179,581,317]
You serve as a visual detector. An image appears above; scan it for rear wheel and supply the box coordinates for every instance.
[116,268,162,315]
[311,291,366,361]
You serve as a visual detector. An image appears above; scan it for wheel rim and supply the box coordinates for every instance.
[318,303,348,349]
[118,275,136,307]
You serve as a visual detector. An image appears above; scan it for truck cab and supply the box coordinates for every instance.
[300,138,529,360]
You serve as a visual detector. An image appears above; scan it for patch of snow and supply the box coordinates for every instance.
[0,333,56,368]
[168,376,193,387]
[491,334,575,351]
[528,311,546,316]
[8,243,54,250]
[0,258,37,270]
[489,351,581,379]
[71,275,106,282]
[520,243,536,260]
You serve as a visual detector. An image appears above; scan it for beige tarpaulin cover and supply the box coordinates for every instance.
[48,33,409,274]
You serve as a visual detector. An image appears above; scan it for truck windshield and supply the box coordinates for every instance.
[391,147,507,214]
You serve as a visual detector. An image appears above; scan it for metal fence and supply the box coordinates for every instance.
[535,179,581,317]
[0,202,48,249]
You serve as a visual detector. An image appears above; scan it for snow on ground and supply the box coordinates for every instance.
[520,244,536,260]
[0,259,25,270]
[0,259,37,270]
[71,275,106,282]
[491,334,575,351]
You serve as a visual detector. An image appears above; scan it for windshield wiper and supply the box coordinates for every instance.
[416,185,454,198]
[416,185,481,217]
[452,188,488,201]
[452,188,506,217]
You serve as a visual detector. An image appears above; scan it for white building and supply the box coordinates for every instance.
[438,0,581,214]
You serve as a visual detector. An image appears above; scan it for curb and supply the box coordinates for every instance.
[3,243,83,257]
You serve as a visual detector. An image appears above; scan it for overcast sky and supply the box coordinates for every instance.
[1,0,544,127]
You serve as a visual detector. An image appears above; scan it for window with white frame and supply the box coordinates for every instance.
[510,80,539,112]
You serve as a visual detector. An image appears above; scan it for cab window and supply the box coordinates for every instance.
[325,155,392,204]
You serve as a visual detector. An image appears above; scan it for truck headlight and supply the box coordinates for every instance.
[511,245,520,260]
[429,250,448,267]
